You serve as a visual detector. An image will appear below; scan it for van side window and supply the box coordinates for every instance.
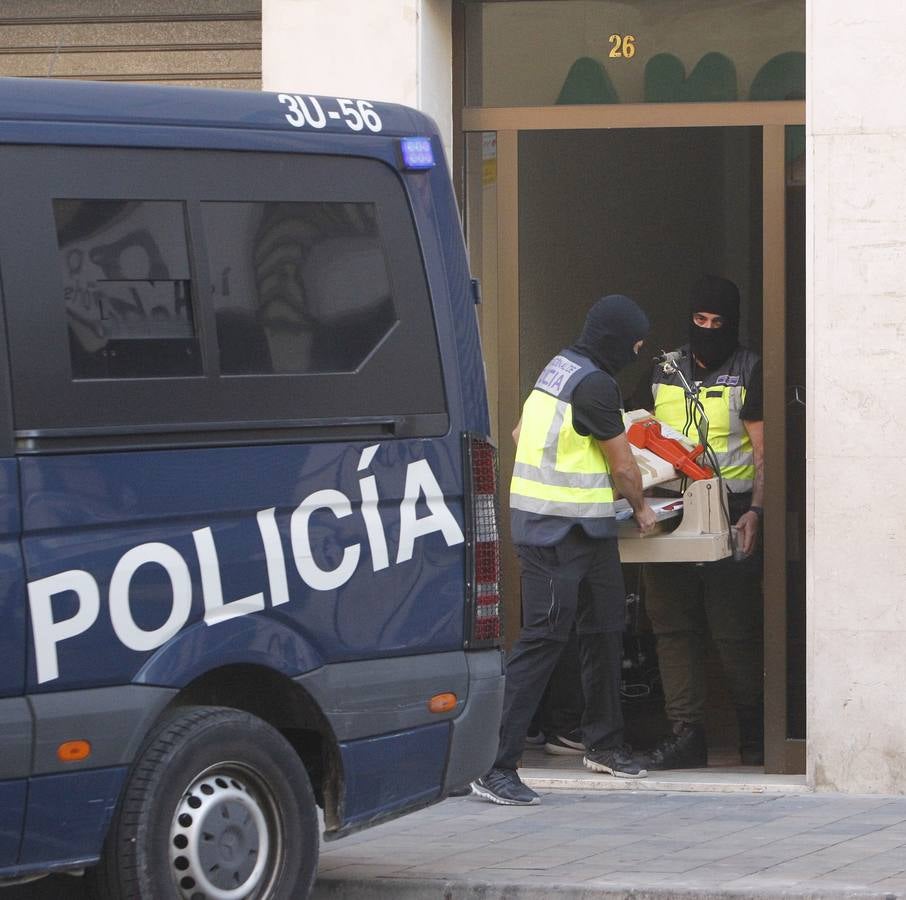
[2,146,448,443]
[53,199,201,379]
[203,201,397,375]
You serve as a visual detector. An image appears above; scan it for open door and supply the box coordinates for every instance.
[465,101,804,773]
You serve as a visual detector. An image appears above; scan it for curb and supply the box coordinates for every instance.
[313,875,897,899]
[524,774,812,795]
[518,767,812,795]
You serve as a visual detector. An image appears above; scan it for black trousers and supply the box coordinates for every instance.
[533,627,583,737]
[495,528,626,770]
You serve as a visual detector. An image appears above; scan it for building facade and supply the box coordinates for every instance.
[269,0,906,795]
[2,0,902,794]
[0,1,261,88]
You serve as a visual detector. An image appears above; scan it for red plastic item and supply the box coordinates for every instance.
[627,419,713,481]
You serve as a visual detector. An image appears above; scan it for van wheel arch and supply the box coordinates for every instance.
[165,663,343,829]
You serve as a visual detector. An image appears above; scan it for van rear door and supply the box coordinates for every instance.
[0,275,28,867]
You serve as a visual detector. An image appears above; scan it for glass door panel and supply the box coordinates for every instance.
[466,0,805,108]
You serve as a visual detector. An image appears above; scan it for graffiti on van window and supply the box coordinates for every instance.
[204,200,398,375]
[54,199,199,378]
[65,229,190,335]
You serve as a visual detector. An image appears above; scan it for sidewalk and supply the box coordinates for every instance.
[314,776,906,899]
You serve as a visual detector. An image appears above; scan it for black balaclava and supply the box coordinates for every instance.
[572,294,650,375]
[688,274,740,369]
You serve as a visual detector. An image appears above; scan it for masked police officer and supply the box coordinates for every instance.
[642,275,765,769]
[471,294,656,806]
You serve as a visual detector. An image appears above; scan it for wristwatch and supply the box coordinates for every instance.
[749,505,763,520]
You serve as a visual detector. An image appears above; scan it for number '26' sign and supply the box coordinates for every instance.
[609,34,636,59]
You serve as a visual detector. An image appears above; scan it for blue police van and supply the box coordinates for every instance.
[0,77,504,899]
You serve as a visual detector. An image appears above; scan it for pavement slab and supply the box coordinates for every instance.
[313,786,906,899]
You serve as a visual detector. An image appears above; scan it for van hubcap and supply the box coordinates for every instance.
[169,767,276,899]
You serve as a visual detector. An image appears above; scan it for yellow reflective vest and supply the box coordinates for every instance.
[510,350,617,543]
[652,346,759,493]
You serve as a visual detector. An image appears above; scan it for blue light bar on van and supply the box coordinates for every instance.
[399,137,435,170]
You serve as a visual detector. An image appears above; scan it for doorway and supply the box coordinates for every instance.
[517,127,761,404]
[464,102,805,774]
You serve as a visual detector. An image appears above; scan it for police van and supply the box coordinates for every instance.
[0,77,504,898]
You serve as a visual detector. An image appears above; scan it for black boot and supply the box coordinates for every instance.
[643,722,707,770]
[737,705,764,766]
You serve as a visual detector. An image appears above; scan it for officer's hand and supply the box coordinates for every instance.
[634,503,658,535]
[735,510,760,557]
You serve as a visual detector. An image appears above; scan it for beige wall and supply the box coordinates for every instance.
[262,0,453,165]
[0,1,261,89]
[807,1,906,792]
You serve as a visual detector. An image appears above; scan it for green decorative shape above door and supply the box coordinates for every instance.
[556,56,618,105]
[749,51,805,101]
[750,52,806,163]
[644,52,737,103]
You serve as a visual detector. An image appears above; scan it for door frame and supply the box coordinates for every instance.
[462,99,805,774]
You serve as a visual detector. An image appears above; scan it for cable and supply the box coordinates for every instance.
[656,352,737,558]
[677,367,737,559]
[689,394,736,557]
[620,683,651,700]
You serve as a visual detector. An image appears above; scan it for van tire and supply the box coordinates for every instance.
[88,705,319,900]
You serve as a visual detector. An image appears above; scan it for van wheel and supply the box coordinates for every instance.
[90,706,319,900]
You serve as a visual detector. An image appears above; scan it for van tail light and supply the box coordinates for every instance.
[463,434,503,647]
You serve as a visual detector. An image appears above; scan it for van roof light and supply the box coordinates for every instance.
[399,137,435,170]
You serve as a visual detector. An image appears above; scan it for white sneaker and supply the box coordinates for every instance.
[544,730,586,755]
